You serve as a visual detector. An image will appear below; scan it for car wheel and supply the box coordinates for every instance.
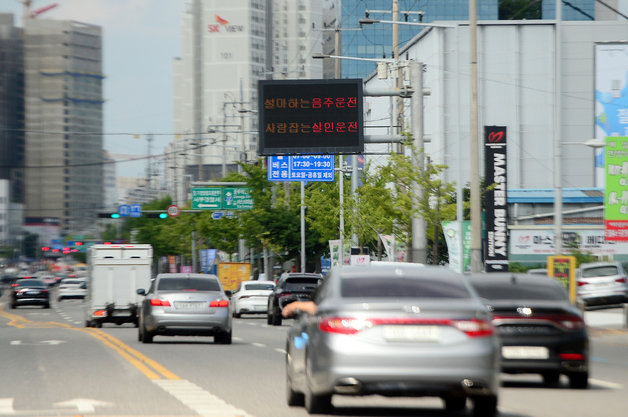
[568,372,588,389]
[93,321,102,328]
[287,376,305,406]
[58,297,63,302]
[472,395,497,417]
[10,303,16,309]
[267,312,273,325]
[85,320,92,327]
[233,311,241,318]
[272,308,283,326]
[141,324,153,344]
[542,371,560,386]
[43,303,50,309]
[304,385,332,414]
[215,329,232,345]
[443,396,466,412]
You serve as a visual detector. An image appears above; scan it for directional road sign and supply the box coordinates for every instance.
[192,187,253,210]
[118,204,131,217]
[267,155,335,182]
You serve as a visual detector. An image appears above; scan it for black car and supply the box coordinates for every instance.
[10,279,51,309]
[267,272,322,326]
[468,273,589,388]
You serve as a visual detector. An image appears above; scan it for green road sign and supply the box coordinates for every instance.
[192,187,253,210]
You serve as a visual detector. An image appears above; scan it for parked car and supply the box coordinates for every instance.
[267,272,323,326]
[57,278,87,301]
[468,273,589,388]
[10,279,50,309]
[576,262,628,307]
[137,273,232,344]
[231,280,275,318]
[285,264,500,416]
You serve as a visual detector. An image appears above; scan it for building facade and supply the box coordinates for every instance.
[364,20,628,263]
[168,0,326,206]
[22,18,104,237]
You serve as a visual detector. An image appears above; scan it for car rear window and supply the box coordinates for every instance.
[284,278,320,291]
[471,282,567,301]
[62,280,84,285]
[341,277,471,299]
[582,265,619,278]
[244,283,275,291]
[17,279,46,287]
[157,278,221,292]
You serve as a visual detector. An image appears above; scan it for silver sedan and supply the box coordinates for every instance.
[285,263,500,416]
[137,273,232,344]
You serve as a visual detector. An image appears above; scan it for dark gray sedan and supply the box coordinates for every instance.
[285,263,500,416]
[137,273,232,344]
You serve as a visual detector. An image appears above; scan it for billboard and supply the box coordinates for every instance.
[595,43,628,187]
[484,126,509,272]
[258,79,364,155]
[604,136,628,240]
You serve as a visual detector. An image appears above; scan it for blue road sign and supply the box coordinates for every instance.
[212,211,224,220]
[267,155,335,182]
[118,204,131,217]
[130,204,142,218]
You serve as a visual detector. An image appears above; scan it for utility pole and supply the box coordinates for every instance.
[393,0,404,154]
[469,0,483,272]
[334,28,345,263]
[554,0,564,255]
[410,62,427,263]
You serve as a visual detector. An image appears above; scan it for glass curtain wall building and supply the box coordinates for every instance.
[339,0,595,79]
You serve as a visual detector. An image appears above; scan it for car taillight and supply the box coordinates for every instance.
[11,283,18,287]
[559,353,586,360]
[210,299,229,308]
[616,278,626,283]
[577,281,588,287]
[318,317,494,338]
[149,299,171,307]
[319,317,373,334]
[451,319,495,337]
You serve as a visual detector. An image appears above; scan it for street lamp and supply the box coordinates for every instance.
[358,17,455,28]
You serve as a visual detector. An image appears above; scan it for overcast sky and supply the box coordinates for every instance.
[1,0,186,177]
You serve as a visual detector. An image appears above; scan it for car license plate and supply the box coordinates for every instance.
[502,346,549,359]
[382,325,440,342]
[112,311,131,317]
[175,302,204,310]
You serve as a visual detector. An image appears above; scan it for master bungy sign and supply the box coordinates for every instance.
[484,126,509,272]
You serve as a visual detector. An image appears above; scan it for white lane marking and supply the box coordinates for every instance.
[0,398,14,414]
[233,337,243,342]
[53,398,112,413]
[251,342,265,348]
[274,348,286,354]
[154,379,252,417]
[590,378,623,389]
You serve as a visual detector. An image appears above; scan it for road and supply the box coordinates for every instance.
[0,290,627,417]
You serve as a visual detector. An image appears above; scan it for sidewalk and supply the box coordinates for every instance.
[584,305,628,331]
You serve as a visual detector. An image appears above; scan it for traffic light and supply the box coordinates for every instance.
[98,212,120,219]
[143,212,168,219]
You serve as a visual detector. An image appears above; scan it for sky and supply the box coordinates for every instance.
[1,0,187,177]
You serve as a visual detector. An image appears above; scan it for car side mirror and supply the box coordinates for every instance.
[136,288,146,296]
[224,290,232,298]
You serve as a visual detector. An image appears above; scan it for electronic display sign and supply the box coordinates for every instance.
[258,79,364,155]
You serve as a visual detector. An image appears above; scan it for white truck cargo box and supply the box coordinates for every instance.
[85,244,153,327]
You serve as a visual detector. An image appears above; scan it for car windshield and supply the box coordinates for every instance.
[341,277,471,299]
[471,282,567,301]
[582,265,619,278]
[244,283,274,291]
[284,278,320,291]
[157,278,220,292]
[17,279,45,288]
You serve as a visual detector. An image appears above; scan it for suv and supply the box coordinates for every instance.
[577,262,628,307]
[267,273,322,326]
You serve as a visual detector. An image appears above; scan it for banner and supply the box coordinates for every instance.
[442,221,472,273]
[200,249,217,273]
[379,234,408,262]
[595,43,628,187]
[329,240,341,268]
[484,126,509,272]
[604,136,628,240]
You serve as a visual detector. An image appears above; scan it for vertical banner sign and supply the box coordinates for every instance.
[595,43,628,188]
[484,126,509,272]
[604,136,628,240]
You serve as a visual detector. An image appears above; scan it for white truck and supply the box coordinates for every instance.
[85,244,153,328]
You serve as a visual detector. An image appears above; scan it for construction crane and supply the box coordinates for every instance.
[19,1,58,26]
